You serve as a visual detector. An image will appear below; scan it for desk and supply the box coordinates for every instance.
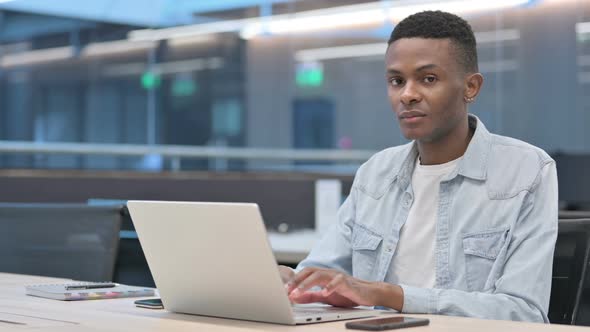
[1,273,588,332]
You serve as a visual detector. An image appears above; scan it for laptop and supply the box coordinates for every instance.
[127,200,377,325]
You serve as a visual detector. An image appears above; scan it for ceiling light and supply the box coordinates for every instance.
[240,7,387,39]
[102,57,224,77]
[0,46,73,68]
[294,29,521,62]
[129,19,259,42]
[167,35,216,48]
[128,0,533,41]
[295,44,386,62]
[387,0,531,22]
[81,40,156,57]
[244,0,530,39]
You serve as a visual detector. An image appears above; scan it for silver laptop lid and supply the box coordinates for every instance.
[127,201,296,325]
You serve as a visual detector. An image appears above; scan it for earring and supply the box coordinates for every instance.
[464,96,475,103]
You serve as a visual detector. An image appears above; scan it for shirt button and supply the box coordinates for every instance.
[404,193,413,207]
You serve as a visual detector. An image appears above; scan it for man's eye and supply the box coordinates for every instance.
[423,76,437,83]
[389,78,403,86]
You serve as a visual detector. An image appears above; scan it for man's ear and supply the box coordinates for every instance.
[464,73,484,102]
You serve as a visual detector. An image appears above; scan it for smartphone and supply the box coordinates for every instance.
[345,316,429,331]
[134,298,164,309]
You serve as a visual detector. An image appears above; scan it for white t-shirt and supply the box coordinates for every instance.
[386,156,461,288]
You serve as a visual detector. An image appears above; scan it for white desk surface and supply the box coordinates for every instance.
[1,273,589,332]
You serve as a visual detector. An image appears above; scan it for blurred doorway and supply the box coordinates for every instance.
[292,98,335,169]
[292,98,334,149]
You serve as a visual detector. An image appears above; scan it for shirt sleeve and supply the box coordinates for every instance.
[400,161,558,322]
[295,184,357,274]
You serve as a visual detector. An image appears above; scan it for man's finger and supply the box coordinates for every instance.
[289,290,326,304]
[322,273,346,297]
[288,268,314,285]
[287,268,320,292]
[292,270,331,294]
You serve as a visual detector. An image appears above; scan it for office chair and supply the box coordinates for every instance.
[549,218,590,325]
[87,199,155,287]
[0,203,123,281]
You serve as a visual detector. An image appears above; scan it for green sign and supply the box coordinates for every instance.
[171,78,197,97]
[141,71,161,90]
[296,62,324,87]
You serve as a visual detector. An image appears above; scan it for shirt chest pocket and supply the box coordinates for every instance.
[462,228,509,291]
[351,225,383,281]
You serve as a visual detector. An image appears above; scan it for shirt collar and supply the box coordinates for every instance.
[396,114,491,186]
[456,114,491,181]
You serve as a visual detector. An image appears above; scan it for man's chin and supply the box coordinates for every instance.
[402,132,440,144]
[401,129,426,141]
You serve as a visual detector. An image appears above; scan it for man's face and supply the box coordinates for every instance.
[385,38,467,143]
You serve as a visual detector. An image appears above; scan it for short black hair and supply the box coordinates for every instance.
[388,10,478,73]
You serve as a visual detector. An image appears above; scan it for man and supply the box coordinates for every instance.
[279,10,558,322]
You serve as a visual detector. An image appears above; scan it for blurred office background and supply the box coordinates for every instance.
[0,0,587,208]
[0,0,585,171]
[0,2,590,324]
[0,0,587,217]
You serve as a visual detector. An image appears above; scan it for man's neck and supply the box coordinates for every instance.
[417,119,473,165]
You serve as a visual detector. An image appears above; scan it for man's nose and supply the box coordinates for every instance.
[400,82,421,105]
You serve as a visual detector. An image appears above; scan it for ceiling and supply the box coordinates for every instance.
[0,0,539,44]
[0,0,374,27]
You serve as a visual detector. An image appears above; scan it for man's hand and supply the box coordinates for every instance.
[278,265,295,284]
[285,267,404,310]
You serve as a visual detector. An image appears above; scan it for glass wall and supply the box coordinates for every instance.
[0,0,587,172]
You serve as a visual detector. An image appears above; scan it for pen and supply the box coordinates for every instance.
[65,283,117,290]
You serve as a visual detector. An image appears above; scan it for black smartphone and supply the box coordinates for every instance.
[345,316,429,331]
[134,298,164,309]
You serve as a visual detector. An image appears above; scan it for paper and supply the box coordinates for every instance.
[25,282,154,301]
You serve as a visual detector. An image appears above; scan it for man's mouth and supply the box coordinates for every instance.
[398,110,426,120]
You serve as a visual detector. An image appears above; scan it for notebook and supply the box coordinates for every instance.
[25,282,154,301]
[127,200,377,325]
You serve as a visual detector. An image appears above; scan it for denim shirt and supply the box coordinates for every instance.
[298,115,558,323]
